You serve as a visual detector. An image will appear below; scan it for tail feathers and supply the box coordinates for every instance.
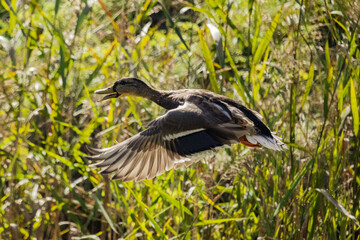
[241,134,287,151]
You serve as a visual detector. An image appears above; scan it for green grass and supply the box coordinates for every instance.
[0,0,359,239]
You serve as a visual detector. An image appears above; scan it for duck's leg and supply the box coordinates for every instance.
[239,136,261,148]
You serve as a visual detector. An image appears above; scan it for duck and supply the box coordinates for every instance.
[86,77,286,182]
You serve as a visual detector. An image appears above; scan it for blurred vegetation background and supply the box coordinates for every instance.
[0,0,359,239]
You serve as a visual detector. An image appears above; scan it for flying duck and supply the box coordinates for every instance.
[86,77,286,182]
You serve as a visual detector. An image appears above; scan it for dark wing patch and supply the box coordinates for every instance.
[168,130,222,156]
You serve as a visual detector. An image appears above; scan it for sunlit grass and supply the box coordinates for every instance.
[0,0,359,239]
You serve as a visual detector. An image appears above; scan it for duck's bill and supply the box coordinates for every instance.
[95,87,119,102]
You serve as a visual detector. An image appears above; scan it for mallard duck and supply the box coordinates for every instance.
[86,77,286,182]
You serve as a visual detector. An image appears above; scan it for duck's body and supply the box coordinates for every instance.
[86,78,286,182]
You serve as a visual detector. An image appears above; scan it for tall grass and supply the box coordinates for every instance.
[0,0,359,239]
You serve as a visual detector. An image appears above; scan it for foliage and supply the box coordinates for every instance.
[0,0,359,239]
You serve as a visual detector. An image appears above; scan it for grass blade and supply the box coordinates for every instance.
[158,0,189,51]
[127,186,166,238]
[201,192,230,217]
[91,193,118,234]
[315,188,360,227]
[199,29,219,93]
[74,0,93,36]
[253,6,282,65]
[97,0,120,34]
[273,157,314,217]
[85,39,117,85]
[195,218,249,226]
[144,180,193,216]
[300,61,315,109]
[225,47,250,104]
[350,77,359,136]
[55,0,61,15]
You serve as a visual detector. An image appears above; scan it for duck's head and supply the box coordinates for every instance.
[95,77,150,101]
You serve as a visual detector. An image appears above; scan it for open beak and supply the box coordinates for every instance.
[94,86,119,102]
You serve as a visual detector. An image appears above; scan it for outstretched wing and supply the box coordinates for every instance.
[86,101,243,182]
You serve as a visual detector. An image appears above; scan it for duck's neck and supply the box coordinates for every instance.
[138,85,180,110]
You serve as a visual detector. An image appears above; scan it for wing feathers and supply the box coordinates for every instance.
[87,128,233,182]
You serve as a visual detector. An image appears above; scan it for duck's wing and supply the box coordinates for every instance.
[86,101,244,182]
